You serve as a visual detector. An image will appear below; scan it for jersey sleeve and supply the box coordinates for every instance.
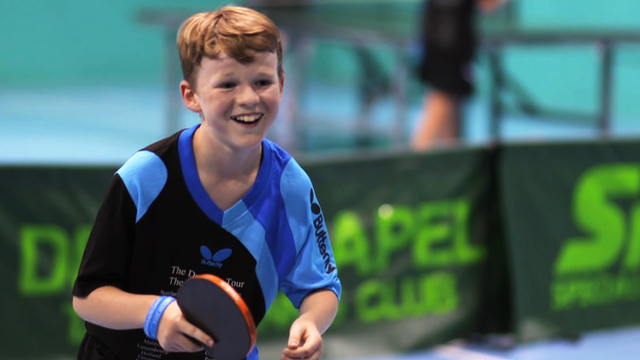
[278,160,342,309]
[72,174,136,298]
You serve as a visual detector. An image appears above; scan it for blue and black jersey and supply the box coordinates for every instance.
[73,124,341,360]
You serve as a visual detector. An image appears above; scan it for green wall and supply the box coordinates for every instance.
[0,0,234,86]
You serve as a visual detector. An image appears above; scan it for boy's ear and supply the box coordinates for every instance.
[279,73,285,99]
[180,80,202,113]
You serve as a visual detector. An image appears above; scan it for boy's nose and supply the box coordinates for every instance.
[237,85,260,107]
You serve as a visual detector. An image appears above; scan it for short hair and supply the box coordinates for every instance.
[177,6,284,89]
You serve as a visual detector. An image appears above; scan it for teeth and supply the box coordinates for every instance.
[232,114,262,123]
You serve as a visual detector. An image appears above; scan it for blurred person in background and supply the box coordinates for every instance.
[411,0,510,151]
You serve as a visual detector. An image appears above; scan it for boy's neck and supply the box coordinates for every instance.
[192,125,262,181]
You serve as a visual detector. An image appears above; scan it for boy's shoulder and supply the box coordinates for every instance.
[116,130,183,180]
[266,139,308,178]
[265,139,314,198]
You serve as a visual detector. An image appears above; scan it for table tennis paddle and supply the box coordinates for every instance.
[176,274,257,360]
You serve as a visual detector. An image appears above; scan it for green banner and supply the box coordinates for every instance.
[0,148,498,359]
[0,167,115,359]
[500,140,640,341]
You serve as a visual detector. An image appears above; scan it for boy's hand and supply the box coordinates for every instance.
[156,301,215,353]
[282,318,323,360]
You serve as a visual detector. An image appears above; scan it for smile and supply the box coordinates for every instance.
[230,114,263,124]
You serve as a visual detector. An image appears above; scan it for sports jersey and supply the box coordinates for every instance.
[72,124,342,360]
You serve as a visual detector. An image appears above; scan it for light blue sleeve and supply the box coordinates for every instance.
[278,159,342,309]
[116,150,168,223]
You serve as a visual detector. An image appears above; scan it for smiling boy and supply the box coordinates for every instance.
[72,6,341,360]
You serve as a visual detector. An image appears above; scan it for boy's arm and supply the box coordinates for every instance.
[281,290,339,360]
[296,289,339,335]
[73,286,214,352]
[277,160,342,359]
[72,286,156,329]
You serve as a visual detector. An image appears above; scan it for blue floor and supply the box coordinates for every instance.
[329,325,640,360]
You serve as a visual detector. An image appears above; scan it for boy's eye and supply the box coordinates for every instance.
[219,82,236,89]
[256,80,273,87]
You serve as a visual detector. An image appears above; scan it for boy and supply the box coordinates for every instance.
[72,6,341,360]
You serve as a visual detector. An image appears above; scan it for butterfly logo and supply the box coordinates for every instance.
[200,246,232,268]
[310,188,321,215]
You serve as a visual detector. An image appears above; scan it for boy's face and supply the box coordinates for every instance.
[181,51,283,151]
